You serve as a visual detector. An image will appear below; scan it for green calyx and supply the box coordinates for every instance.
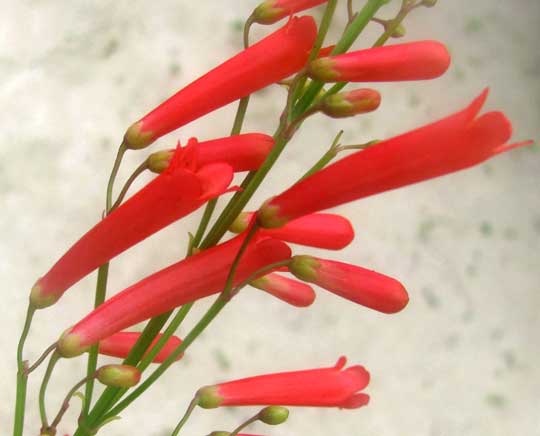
[197,386,224,409]
[250,275,270,290]
[306,57,340,82]
[123,121,155,150]
[257,200,289,229]
[258,406,289,425]
[147,149,174,173]
[252,1,284,25]
[97,364,141,388]
[229,212,251,234]
[29,282,60,309]
[289,255,320,282]
[207,432,230,436]
[57,329,89,358]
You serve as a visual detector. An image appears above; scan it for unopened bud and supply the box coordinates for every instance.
[96,364,141,388]
[252,0,328,25]
[147,149,174,173]
[320,89,381,118]
[229,212,254,234]
[207,432,230,436]
[258,406,289,425]
[390,23,406,38]
[123,121,155,150]
[421,0,437,7]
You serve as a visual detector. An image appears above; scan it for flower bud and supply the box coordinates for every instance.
[421,0,437,7]
[230,211,252,233]
[147,150,174,173]
[96,364,141,388]
[321,89,381,118]
[258,406,289,425]
[288,255,320,281]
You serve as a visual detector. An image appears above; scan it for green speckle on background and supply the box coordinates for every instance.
[465,17,484,34]
[480,221,493,237]
[485,393,507,409]
[230,18,244,33]
[418,219,437,243]
[213,348,231,371]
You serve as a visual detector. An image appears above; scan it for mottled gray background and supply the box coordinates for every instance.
[1,1,539,435]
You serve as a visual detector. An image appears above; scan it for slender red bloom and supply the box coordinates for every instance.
[251,273,316,307]
[288,256,408,313]
[57,235,291,357]
[307,40,450,82]
[124,16,317,149]
[147,134,274,174]
[31,147,234,309]
[252,0,328,24]
[98,332,183,363]
[258,89,533,228]
[231,212,354,250]
[197,356,369,409]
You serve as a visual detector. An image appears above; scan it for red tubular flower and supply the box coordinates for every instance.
[307,40,450,82]
[288,255,408,313]
[231,212,354,250]
[258,89,533,228]
[57,235,291,357]
[98,331,183,363]
[197,356,369,409]
[252,0,328,25]
[251,273,316,307]
[147,134,274,174]
[124,16,317,149]
[30,147,234,309]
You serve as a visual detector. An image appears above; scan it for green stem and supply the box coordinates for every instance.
[103,295,227,420]
[230,259,292,298]
[372,2,412,47]
[38,351,60,430]
[293,0,387,116]
[13,304,35,436]
[27,342,57,374]
[300,130,344,180]
[170,396,199,436]
[83,262,109,416]
[105,143,127,213]
[229,415,260,436]
[110,160,148,210]
[191,199,217,248]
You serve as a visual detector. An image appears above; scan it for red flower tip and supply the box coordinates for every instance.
[252,0,328,25]
[98,331,183,363]
[251,273,316,307]
[289,256,409,313]
[198,356,370,408]
[257,89,525,227]
[232,211,355,250]
[56,235,291,357]
[307,40,451,82]
[30,149,234,309]
[123,16,317,148]
[148,134,274,174]
[320,88,381,118]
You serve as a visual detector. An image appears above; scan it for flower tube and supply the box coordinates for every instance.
[197,356,369,409]
[124,16,317,149]
[57,235,291,357]
[97,331,183,363]
[230,212,354,250]
[288,256,408,313]
[147,134,274,174]
[307,40,451,82]
[258,89,532,228]
[31,147,234,309]
[252,0,328,25]
[251,273,316,307]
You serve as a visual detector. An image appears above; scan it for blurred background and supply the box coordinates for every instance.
[1,1,539,435]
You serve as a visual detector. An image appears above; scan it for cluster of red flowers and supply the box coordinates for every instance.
[26,0,531,434]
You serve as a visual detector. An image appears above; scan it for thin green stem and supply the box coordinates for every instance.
[105,143,127,213]
[27,342,58,374]
[49,373,96,431]
[110,160,148,210]
[103,295,226,419]
[38,351,60,429]
[293,0,387,116]
[13,304,35,436]
[170,396,199,436]
[347,0,355,22]
[373,3,413,47]
[191,199,217,248]
[229,415,260,436]
[83,262,109,416]
[300,130,344,180]
[230,259,292,298]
